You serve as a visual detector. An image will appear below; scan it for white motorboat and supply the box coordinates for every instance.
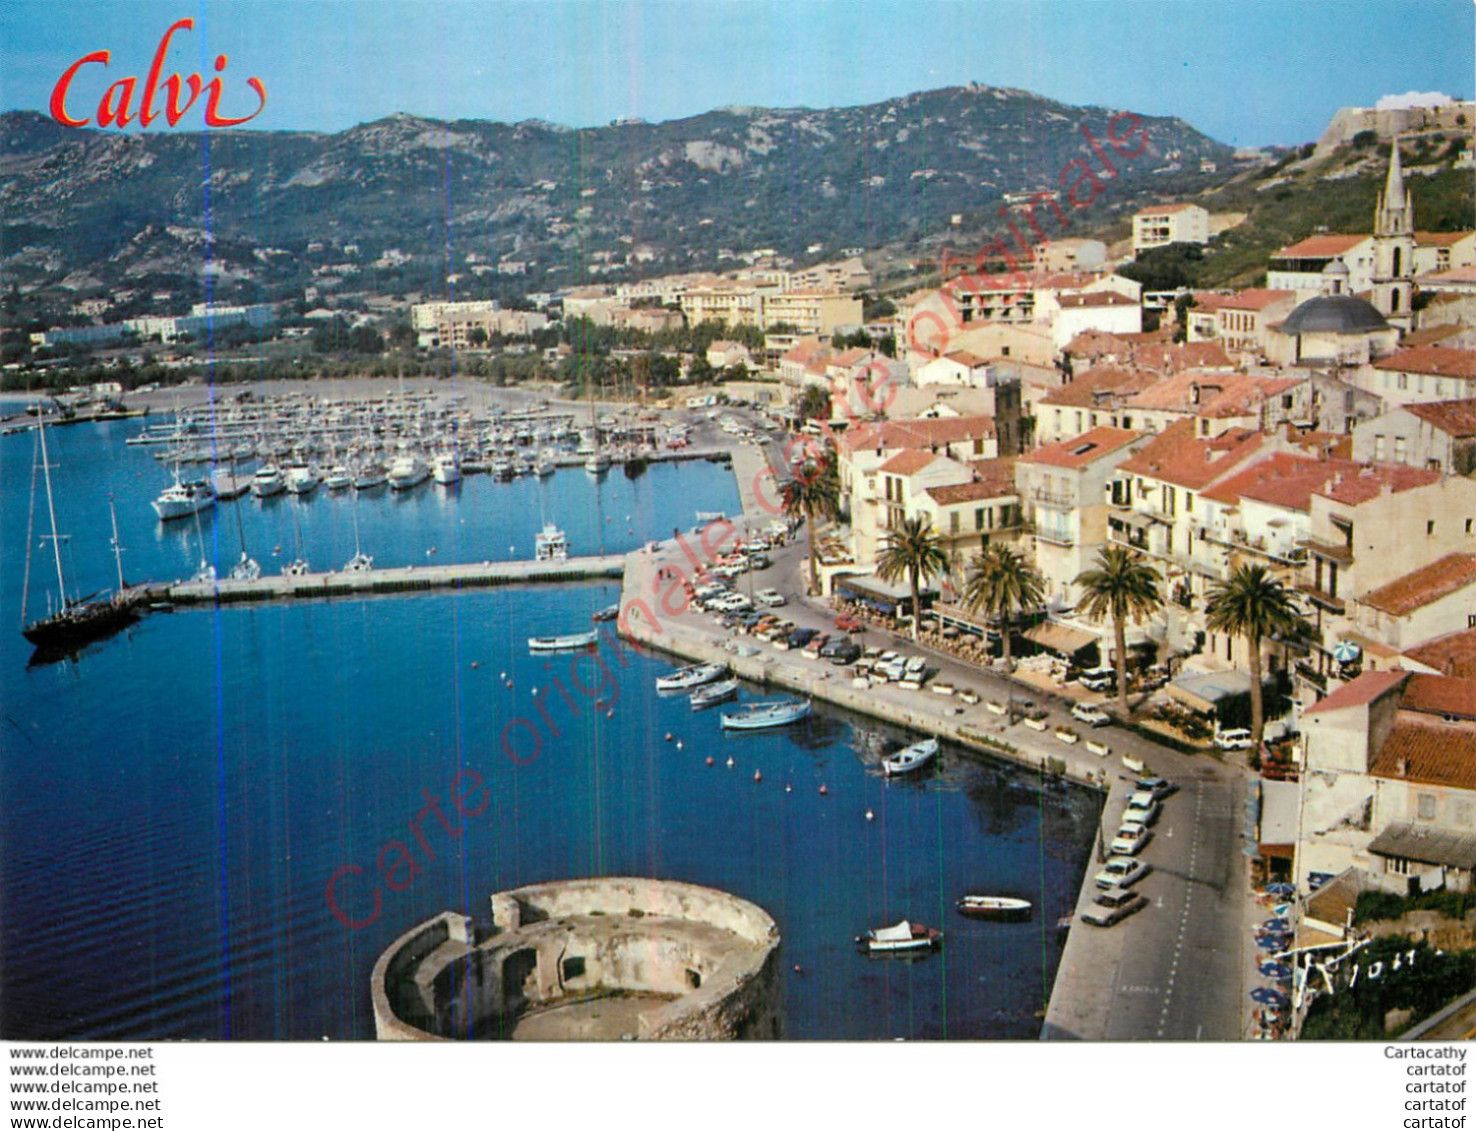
[591,604,620,623]
[285,464,320,495]
[342,552,374,573]
[655,662,727,692]
[229,552,262,582]
[720,698,809,730]
[584,451,611,475]
[354,461,388,490]
[152,476,215,521]
[534,522,569,562]
[534,453,557,477]
[251,465,286,498]
[527,630,599,652]
[956,895,1033,920]
[882,737,940,777]
[323,466,354,491]
[855,920,943,954]
[690,677,739,710]
[432,451,461,485]
[387,454,430,490]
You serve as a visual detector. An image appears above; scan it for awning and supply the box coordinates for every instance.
[1167,669,1257,714]
[834,573,937,607]
[1368,822,1476,871]
[1022,620,1098,657]
[932,601,991,634]
[1259,780,1301,848]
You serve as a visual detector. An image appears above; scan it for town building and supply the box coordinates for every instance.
[1351,399,1476,473]
[1131,203,1211,255]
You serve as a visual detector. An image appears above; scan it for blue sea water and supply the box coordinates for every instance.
[0,406,1097,1040]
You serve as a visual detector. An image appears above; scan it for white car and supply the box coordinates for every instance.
[1214,728,1254,751]
[1110,823,1152,856]
[1071,703,1111,728]
[1125,796,1161,827]
[1093,856,1152,890]
[755,588,786,607]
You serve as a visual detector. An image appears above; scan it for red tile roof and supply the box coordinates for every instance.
[1123,371,1299,417]
[1415,230,1475,248]
[1271,234,1369,259]
[1404,628,1476,679]
[1021,426,1144,469]
[1218,288,1297,312]
[1404,398,1476,438]
[841,415,996,454]
[1116,419,1266,490]
[965,457,1020,497]
[1401,325,1469,349]
[1038,365,1156,408]
[1302,670,1409,716]
[941,349,990,367]
[879,449,948,476]
[1371,346,1476,380]
[926,461,1020,505]
[1202,452,1362,511]
[1361,553,1476,617]
[1135,202,1202,216]
[1312,463,1440,506]
[1401,674,1476,721]
[1370,717,1476,791]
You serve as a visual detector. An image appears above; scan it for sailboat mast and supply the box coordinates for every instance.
[108,495,126,593]
[37,419,68,607]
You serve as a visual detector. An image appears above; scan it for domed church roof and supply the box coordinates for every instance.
[1279,294,1390,336]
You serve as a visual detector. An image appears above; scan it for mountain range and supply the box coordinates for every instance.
[0,84,1237,312]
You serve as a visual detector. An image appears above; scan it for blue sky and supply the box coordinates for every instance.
[1,0,1471,146]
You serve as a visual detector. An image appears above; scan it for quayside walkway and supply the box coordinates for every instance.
[163,554,625,605]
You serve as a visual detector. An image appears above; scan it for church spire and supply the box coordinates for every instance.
[1376,138,1412,237]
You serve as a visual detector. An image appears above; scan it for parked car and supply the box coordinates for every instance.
[1094,856,1152,890]
[1110,824,1153,856]
[821,638,861,664]
[1124,795,1161,827]
[1079,666,1117,692]
[1071,703,1111,728]
[1080,892,1148,927]
[755,588,786,607]
[784,627,819,651]
[1134,775,1176,800]
[803,633,831,658]
[1214,728,1254,751]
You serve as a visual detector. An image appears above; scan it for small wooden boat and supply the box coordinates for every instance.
[527,630,598,652]
[956,895,1033,920]
[721,698,809,731]
[881,737,939,777]
[591,604,620,623]
[855,919,943,954]
[690,677,740,710]
[656,661,727,692]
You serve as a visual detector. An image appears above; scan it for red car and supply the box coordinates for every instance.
[835,615,863,633]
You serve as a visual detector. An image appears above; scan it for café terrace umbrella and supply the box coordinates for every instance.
[1250,987,1290,1007]
[1332,640,1361,665]
[1259,962,1293,980]
[1260,918,1291,932]
[1257,935,1290,950]
[1265,882,1296,897]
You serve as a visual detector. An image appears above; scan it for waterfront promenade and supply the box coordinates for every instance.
[617,422,1253,1042]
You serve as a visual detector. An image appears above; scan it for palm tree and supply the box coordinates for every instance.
[875,516,950,640]
[797,384,831,425]
[780,451,840,596]
[962,543,1045,668]
[1204,563,1303,750]
[1073,546,1163,716]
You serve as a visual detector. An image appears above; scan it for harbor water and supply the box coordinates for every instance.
[0,405,1096,1040]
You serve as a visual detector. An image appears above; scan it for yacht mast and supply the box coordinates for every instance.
[108,495,126,593]
[37,419,69,608]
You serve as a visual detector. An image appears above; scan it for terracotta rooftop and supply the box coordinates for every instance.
[1401,673,1476,721]
[1135,202,1202,216]
[1117,419,1265,490]
[1063,329,1133,360]
[1361,553,1476,617]
[1217,288,1297,312]
[1312,462,1440,506]
[941,349,990,368]
[1401,324,1469,349]
[1271,234,1369,259]
[1404,628,1476,679]
[1202,452,1363,512]
[1123,371,1299,417]
[1039,365,1156,408]
[1021,426,1143,469]
[879,449,949,476]
[1415,230,1475,247]
[1370,717,1476,792]
[1403,398,1476,437]
[926,460,1020,505]
[1302,669,1409,716]
[841,415,996,454]
[1371,346,1476,380]
[1418,265,1476,284]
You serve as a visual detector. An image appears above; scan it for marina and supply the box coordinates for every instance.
[0,398,1094,1041]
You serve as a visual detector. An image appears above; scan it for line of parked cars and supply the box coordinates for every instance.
[1081,773,1177,927]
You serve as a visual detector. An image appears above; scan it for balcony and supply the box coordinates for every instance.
[1025,485,1076,507]
[1297,536,1354,566]
[1205,528,1308,566]
[1295,580,1345,615]
[1295,660,1328,692]
[1033,526,1076,547]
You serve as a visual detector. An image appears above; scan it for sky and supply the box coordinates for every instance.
[0,0,1472,147]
